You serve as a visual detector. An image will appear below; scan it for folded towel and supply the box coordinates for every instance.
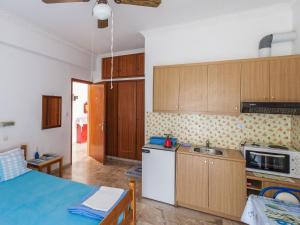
[68,186,127,221]
[83,186,124,211]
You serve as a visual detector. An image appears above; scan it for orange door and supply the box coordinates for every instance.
[88,84,106,163]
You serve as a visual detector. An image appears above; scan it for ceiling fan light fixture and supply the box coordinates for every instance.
[93,3,112,20]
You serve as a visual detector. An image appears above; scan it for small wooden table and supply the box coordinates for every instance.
[27,156,63,177]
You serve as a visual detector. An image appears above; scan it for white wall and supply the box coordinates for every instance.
[0,12,92,164]
[293,1,300,53]
[142,4,295,112]
[92,48,145,83]
[72,82,88,143]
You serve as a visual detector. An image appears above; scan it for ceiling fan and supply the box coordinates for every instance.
[42,0,161,29]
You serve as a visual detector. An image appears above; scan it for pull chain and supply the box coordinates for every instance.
[110,11,114,90]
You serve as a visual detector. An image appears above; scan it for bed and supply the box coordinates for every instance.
[0,145,136,225]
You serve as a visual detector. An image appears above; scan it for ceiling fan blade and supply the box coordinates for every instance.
[42,0,90,3]
[98,19,109,29]
[114,0,161,7]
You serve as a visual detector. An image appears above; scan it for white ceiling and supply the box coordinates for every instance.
[0,0,293,54]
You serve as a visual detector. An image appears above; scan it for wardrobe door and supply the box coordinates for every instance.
[118,81,137,159]
[105,82,118,156]
[102,57,119,79]
[136,80,145,161]
[136,53,145,76]
[118,54,137,78]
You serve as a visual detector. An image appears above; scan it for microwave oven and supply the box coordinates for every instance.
[242,144,300,179]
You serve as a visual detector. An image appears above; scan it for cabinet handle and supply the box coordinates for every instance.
[204,160,207,164]
[210,161,214,165]
[271,96,275,100]
[235,106,238,111]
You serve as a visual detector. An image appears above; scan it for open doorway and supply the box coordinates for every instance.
[71,79,106,165]
[72,80,89,163]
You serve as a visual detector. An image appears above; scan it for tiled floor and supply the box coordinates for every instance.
[65,145,243,225]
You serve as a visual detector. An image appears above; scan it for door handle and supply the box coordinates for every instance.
[142,149,151,154]
[99,123,104,131]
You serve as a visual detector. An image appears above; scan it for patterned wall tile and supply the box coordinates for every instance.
[146,112,293,150]
[292,116,300,150]
[206,115,243,149]
[241,114,292,146]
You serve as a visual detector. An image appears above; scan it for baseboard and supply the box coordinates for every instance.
[107,156,141,164]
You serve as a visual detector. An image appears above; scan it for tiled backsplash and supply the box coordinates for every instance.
[146,112,296,150]
[292,116,300,150]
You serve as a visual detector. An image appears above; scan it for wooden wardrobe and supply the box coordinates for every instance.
[105,80,145,161]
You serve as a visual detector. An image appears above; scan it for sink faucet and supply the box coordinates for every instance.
[206,140,210,148]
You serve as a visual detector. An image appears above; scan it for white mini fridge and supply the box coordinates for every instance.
[142,144,177,205]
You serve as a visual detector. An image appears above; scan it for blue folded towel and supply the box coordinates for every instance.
[68,187,128,221]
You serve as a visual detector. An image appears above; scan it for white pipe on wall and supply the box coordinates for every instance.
[259,31,297,57]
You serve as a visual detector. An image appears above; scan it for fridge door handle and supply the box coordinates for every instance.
[142,149,151,154]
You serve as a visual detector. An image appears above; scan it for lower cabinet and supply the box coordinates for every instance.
[176,152,246,220]
[176,154,209,209]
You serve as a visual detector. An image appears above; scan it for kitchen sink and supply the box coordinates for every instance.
[193,146,223,156]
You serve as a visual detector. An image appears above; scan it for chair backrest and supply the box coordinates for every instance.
[259,186,300,204]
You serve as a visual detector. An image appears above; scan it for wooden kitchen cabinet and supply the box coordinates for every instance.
[153,66,180,112]
[179,65,208,112]
[270,57,300,102]
[176,153,209,209]
[118,81,137,159]
[153,55,300,115]
[208,63,241,114]
[176,148,246,221]
[241,61,270,102]
[102,56,119,79]
[208,158,247,218]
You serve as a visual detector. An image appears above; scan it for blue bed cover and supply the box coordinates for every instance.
[0,171,122,225]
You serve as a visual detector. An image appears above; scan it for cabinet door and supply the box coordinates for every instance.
[176,153,209,209]
[118,54,137,77]
[153,67,180,112]
[208,158,246,218]
[270,58,300,102]
[208,63,241,114]
[136,80,145,161]
[118,81,137,159]
[105,82,118,156]
[102,57,119,79]
[179,65,208,112]
[136,53,145,76]
[241,61,270,102]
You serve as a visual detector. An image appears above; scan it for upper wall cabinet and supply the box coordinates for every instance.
[102,53,145,79]
[136,53,145,77]
[102,56,119,79]
[179,65,208,112]
[118,54,137,77]
[270,58,300,102]
[153,55,300,115]
[241,61,270,102]
[208,63,241,114]
[153,67,180,112]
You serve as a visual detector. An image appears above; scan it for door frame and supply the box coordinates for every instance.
[70,78,93,165]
